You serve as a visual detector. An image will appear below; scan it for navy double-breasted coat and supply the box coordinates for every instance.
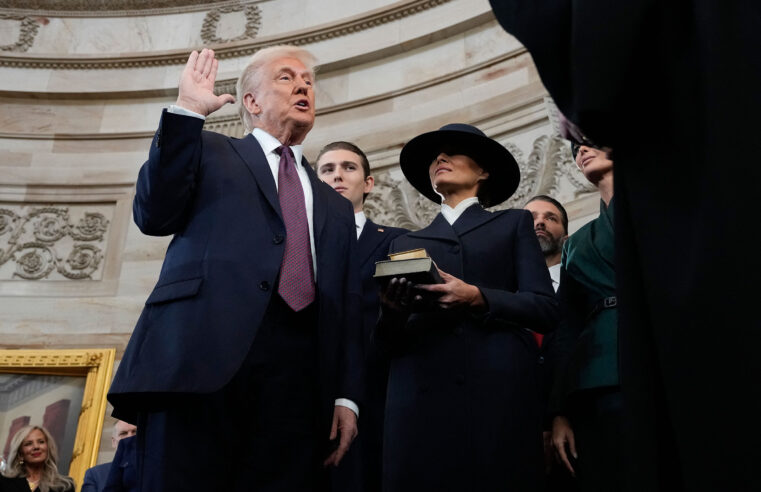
[377,205,558,491]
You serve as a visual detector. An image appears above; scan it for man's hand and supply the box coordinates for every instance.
[323,405,358,467]
[176,48,235,116]
[416,268,485,311]
[552,415,578,476]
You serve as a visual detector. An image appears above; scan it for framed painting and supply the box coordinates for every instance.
[0,349,115,491]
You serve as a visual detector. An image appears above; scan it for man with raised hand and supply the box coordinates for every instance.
[109,47,363,492]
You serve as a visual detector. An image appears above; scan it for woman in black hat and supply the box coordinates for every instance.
[377,124,559,491]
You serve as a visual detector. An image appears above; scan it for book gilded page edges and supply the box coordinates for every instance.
[387,248,428,261]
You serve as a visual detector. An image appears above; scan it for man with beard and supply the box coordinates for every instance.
[525,195,574,491]
[525,195,568,292]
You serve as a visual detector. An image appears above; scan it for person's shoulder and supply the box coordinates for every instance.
[368,220,408,238]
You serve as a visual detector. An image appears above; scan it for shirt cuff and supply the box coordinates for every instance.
[167,104,206,120]
[334,398,359,418]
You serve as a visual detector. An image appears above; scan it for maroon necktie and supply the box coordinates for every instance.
[275,145,316,311]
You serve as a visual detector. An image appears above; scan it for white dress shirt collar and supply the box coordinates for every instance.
[355,211,367,239]
[252,128,304,166]
[548,263,561,293]
[441,197,480,225]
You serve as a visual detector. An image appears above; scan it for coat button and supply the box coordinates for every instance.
[452,245,460,253]
[259,281,270,291]
[273,234,284,244]
[455,374,465,385]
[538,355,545,365]
[454,327,464,336]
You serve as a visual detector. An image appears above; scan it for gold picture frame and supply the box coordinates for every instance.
[0,349,115,491]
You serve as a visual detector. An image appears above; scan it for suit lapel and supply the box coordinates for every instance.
[406,213,460,243]
[451,204,500,237]
[229,134,282,221]
[358,219,385,266]
[306,160,328,247]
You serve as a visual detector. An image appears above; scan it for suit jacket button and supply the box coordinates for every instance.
[538,355,545,365]
[455,374,465,385]
[259,281,270,291]
[273,234,284,244]
[452,245,461,253]
[454,327,464,336]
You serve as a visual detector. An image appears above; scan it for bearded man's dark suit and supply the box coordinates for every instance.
[108,110,362,491]
[377,206,558,491]
[489,1,761,490]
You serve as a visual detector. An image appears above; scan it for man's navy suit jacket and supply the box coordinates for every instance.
[108,111,363,424]
[82,462,111,492]
[103,436,137,492]
[357,219,407,352]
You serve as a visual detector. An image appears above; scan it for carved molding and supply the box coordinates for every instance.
[0,0,249,18]
[0,205,109,281]
[0,14,40,52]
[200,4,261,44]
[364,132,596,230]
[0,0,452,69]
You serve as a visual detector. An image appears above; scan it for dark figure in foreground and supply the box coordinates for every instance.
[489,1,761,490]
[377,124,558,491]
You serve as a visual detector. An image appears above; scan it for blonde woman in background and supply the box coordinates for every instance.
[1,426,74,492]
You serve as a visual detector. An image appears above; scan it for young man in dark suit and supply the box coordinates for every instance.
[316,142,406,491]
[108,47,363,492]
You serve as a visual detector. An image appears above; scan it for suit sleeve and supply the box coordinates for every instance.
[478,210,559,333]
[547,265,587,416]
[339,202,366,409]
[132,109,206,236]
[81,468,98,492]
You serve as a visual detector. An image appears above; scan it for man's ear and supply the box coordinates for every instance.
[478,170,490,182]
[242,92,261,116]
[363,175,375,194]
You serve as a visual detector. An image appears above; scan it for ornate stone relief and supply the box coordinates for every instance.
[0,0,242,17]
[0,0,452,68]
[201,3,261,44]
[364,133,596,230]
[0,204,110,281]
[0,14,40,52]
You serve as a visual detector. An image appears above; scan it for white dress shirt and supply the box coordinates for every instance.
[548,263,561,292]
[441,197,480,225]
[166,105,358,418]
[355,211,367,239]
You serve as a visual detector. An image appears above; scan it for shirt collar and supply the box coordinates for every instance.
[440,197,480,225]
[252,127,304,164]
[354,211,367,237]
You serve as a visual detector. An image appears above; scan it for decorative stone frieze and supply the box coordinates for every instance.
[200,4,261,44]
[0,204,110,281]
[0,14,40,52]
[0,0,453,69]
[0,0,243,17]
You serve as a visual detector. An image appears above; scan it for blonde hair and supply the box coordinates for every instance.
[236,45,317,133]
[2,425,75,492]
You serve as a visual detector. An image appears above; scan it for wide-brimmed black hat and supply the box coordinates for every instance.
[399,123,520,208]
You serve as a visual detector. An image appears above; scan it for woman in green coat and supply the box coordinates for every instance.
[550,141,619,492]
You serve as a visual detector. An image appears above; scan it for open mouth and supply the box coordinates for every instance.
[294,99,310,109]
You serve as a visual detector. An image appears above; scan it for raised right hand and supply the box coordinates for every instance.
[175,48,235,116]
